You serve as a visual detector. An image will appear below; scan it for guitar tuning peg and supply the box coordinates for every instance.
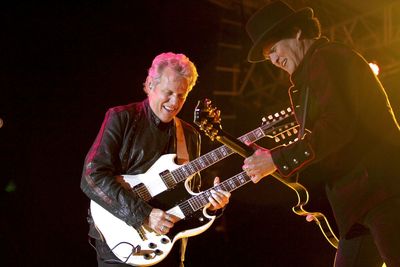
[209,107,218,118]
[261,117,267,125]
[275,136,280,143]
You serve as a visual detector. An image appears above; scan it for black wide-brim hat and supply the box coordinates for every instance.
[246,0,314,63]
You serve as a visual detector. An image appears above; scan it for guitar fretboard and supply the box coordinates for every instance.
[179,171,250,216]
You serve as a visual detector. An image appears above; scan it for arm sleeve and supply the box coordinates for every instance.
[80,108,152,229]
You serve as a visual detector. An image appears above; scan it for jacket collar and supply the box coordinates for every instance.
[143,98,174,130]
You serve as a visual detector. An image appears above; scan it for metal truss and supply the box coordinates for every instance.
[209,0,400,118]
[326,2,400,79]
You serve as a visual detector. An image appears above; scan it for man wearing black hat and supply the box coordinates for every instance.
[242,1,400,266]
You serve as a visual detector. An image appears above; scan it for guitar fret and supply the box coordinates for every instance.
[196,158,207,168]
[184,162,196,174]
[215,149,224,160]
[221,146,231,155]
[228,179,236,190]
[193,195,203,210]
[190,161,200,173]
[177,172,254,220]
[253,129,265,139]
[219,147,228,156]
[187,163,196,174]
[184,172,253,216]
[188,198,198,211]
[173,169,183,182]
[210,151,218,161]
[218,149,225,158]
[182,166,189,176]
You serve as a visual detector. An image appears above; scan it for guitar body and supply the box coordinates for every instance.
[120,153,189,199]
[91,182,215,266]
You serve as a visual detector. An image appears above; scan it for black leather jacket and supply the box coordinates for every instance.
[81,99,201,230]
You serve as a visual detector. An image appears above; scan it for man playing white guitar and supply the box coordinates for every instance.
[81,52,230,267]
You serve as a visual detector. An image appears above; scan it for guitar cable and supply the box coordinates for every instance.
[88,236,140,264]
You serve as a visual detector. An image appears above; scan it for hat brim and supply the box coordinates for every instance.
[247,8,313,63]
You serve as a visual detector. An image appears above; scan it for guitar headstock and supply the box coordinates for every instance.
[194,99,222,141]
[266,122,299,145]
[260,107,293,127]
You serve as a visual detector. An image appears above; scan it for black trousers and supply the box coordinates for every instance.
[334,197,400,267]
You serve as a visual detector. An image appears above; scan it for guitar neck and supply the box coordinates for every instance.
[216,131,255,158]
[171,116,293,184]
[179,171,251,215]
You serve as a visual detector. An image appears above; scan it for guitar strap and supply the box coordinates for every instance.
[299,86,310,138]
[174,118,190,164]
[174,117,189,267]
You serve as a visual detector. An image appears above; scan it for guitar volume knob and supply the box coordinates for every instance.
[148,242,157,249]
[161,238,170,244]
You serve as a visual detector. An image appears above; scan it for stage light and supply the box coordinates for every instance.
[369,62,380,76]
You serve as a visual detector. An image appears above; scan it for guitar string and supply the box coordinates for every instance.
[181,172,251,213]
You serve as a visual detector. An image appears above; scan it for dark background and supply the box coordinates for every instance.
[3,1,397,266]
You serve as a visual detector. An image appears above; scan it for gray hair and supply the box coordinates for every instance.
[144,52,199,92]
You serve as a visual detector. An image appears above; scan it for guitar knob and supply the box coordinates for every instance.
[155,249,163,256]
[161,238,170,244]
[148,242,157,249]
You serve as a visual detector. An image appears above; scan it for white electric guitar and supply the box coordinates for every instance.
[90,106,295,265]
[91,120,299,266]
